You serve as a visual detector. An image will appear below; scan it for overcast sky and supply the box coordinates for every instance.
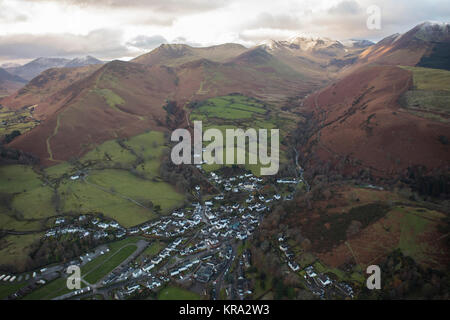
[0,0,449,64]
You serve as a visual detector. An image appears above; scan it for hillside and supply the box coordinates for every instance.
[1,44,321,166]
[298,65,449,178]
[357,22,450,69]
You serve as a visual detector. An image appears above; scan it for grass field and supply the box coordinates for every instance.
[191,95,266,120]
[0,130,184,271]
[190,95,293,176]
[141,241,163,259]
[0,233,43,271]
[0,105,39,137]
[0,281,28,300]
[401,66,450,91]
[400,66,450,122]
[158,286,201,300]
[83,244,137,284]
[125,131,167,178]
[82,140,137,166]
[22,238,140,300]
[0,165,56,226]
[46,130,184,227]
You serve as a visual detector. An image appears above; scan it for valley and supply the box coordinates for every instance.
[0,21,449,301]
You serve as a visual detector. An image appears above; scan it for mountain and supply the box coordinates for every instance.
[297,22,450,179]
[1,64,104,117]
[358,21,450,69]
[132,43,248,66]
[0,67,27,96]
[261,36,369,77]
[5,58,70,81]
[64,56,104,68]
[2,22,449,169]
[1,48,317,165]
[5,56,104,81]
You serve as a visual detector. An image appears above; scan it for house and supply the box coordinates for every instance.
[305,266,317,277]
[243,184,255,191]
[317,274,332,287]
[288,261,300,272]
[170,270,180,277]
[132,269,143,278]
[98,222,109,229]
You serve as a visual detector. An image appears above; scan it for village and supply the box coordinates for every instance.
[1,166,354,300]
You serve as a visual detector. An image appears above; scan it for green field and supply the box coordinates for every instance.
[0,165,56,230]
[82,140,136,166]
[401,66,450,91]
[141,241,164,258]
[191,95,266,120]
[189,95,293,176]
[58,168,184,227]
[158,286,201,300]
[50,130,184,227]
[0,105,40,137]
[1,130,184,272]
[83,244,137,284]
[400,66,450,122]
[0,233,44,271]
[22,238,140,300]
[0,280,28,300]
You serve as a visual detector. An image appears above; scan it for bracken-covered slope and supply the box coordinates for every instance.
[2,47,319,165]
[300,64,450,178]
[357,22,450,69]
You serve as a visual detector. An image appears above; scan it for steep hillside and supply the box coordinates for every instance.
[0,64,103,119]
[299,65,450,178]
[6,61,179,165]
[358,22,450,69]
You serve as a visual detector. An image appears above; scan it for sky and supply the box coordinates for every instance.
[0,0,449,65]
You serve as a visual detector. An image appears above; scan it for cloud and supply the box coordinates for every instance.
[171,36,202,47]
[126,35,167,50]
[0,29,135,60]
[18,0,228,14]
[245,12,303,31]
[328,0,362,15]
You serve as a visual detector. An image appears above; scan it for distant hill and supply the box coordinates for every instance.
[64,56,104,68]
[5,56,104,81]
[0,67,27,96]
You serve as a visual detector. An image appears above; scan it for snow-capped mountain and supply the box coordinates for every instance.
[65,56,104,68]
[5,56,104,81]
